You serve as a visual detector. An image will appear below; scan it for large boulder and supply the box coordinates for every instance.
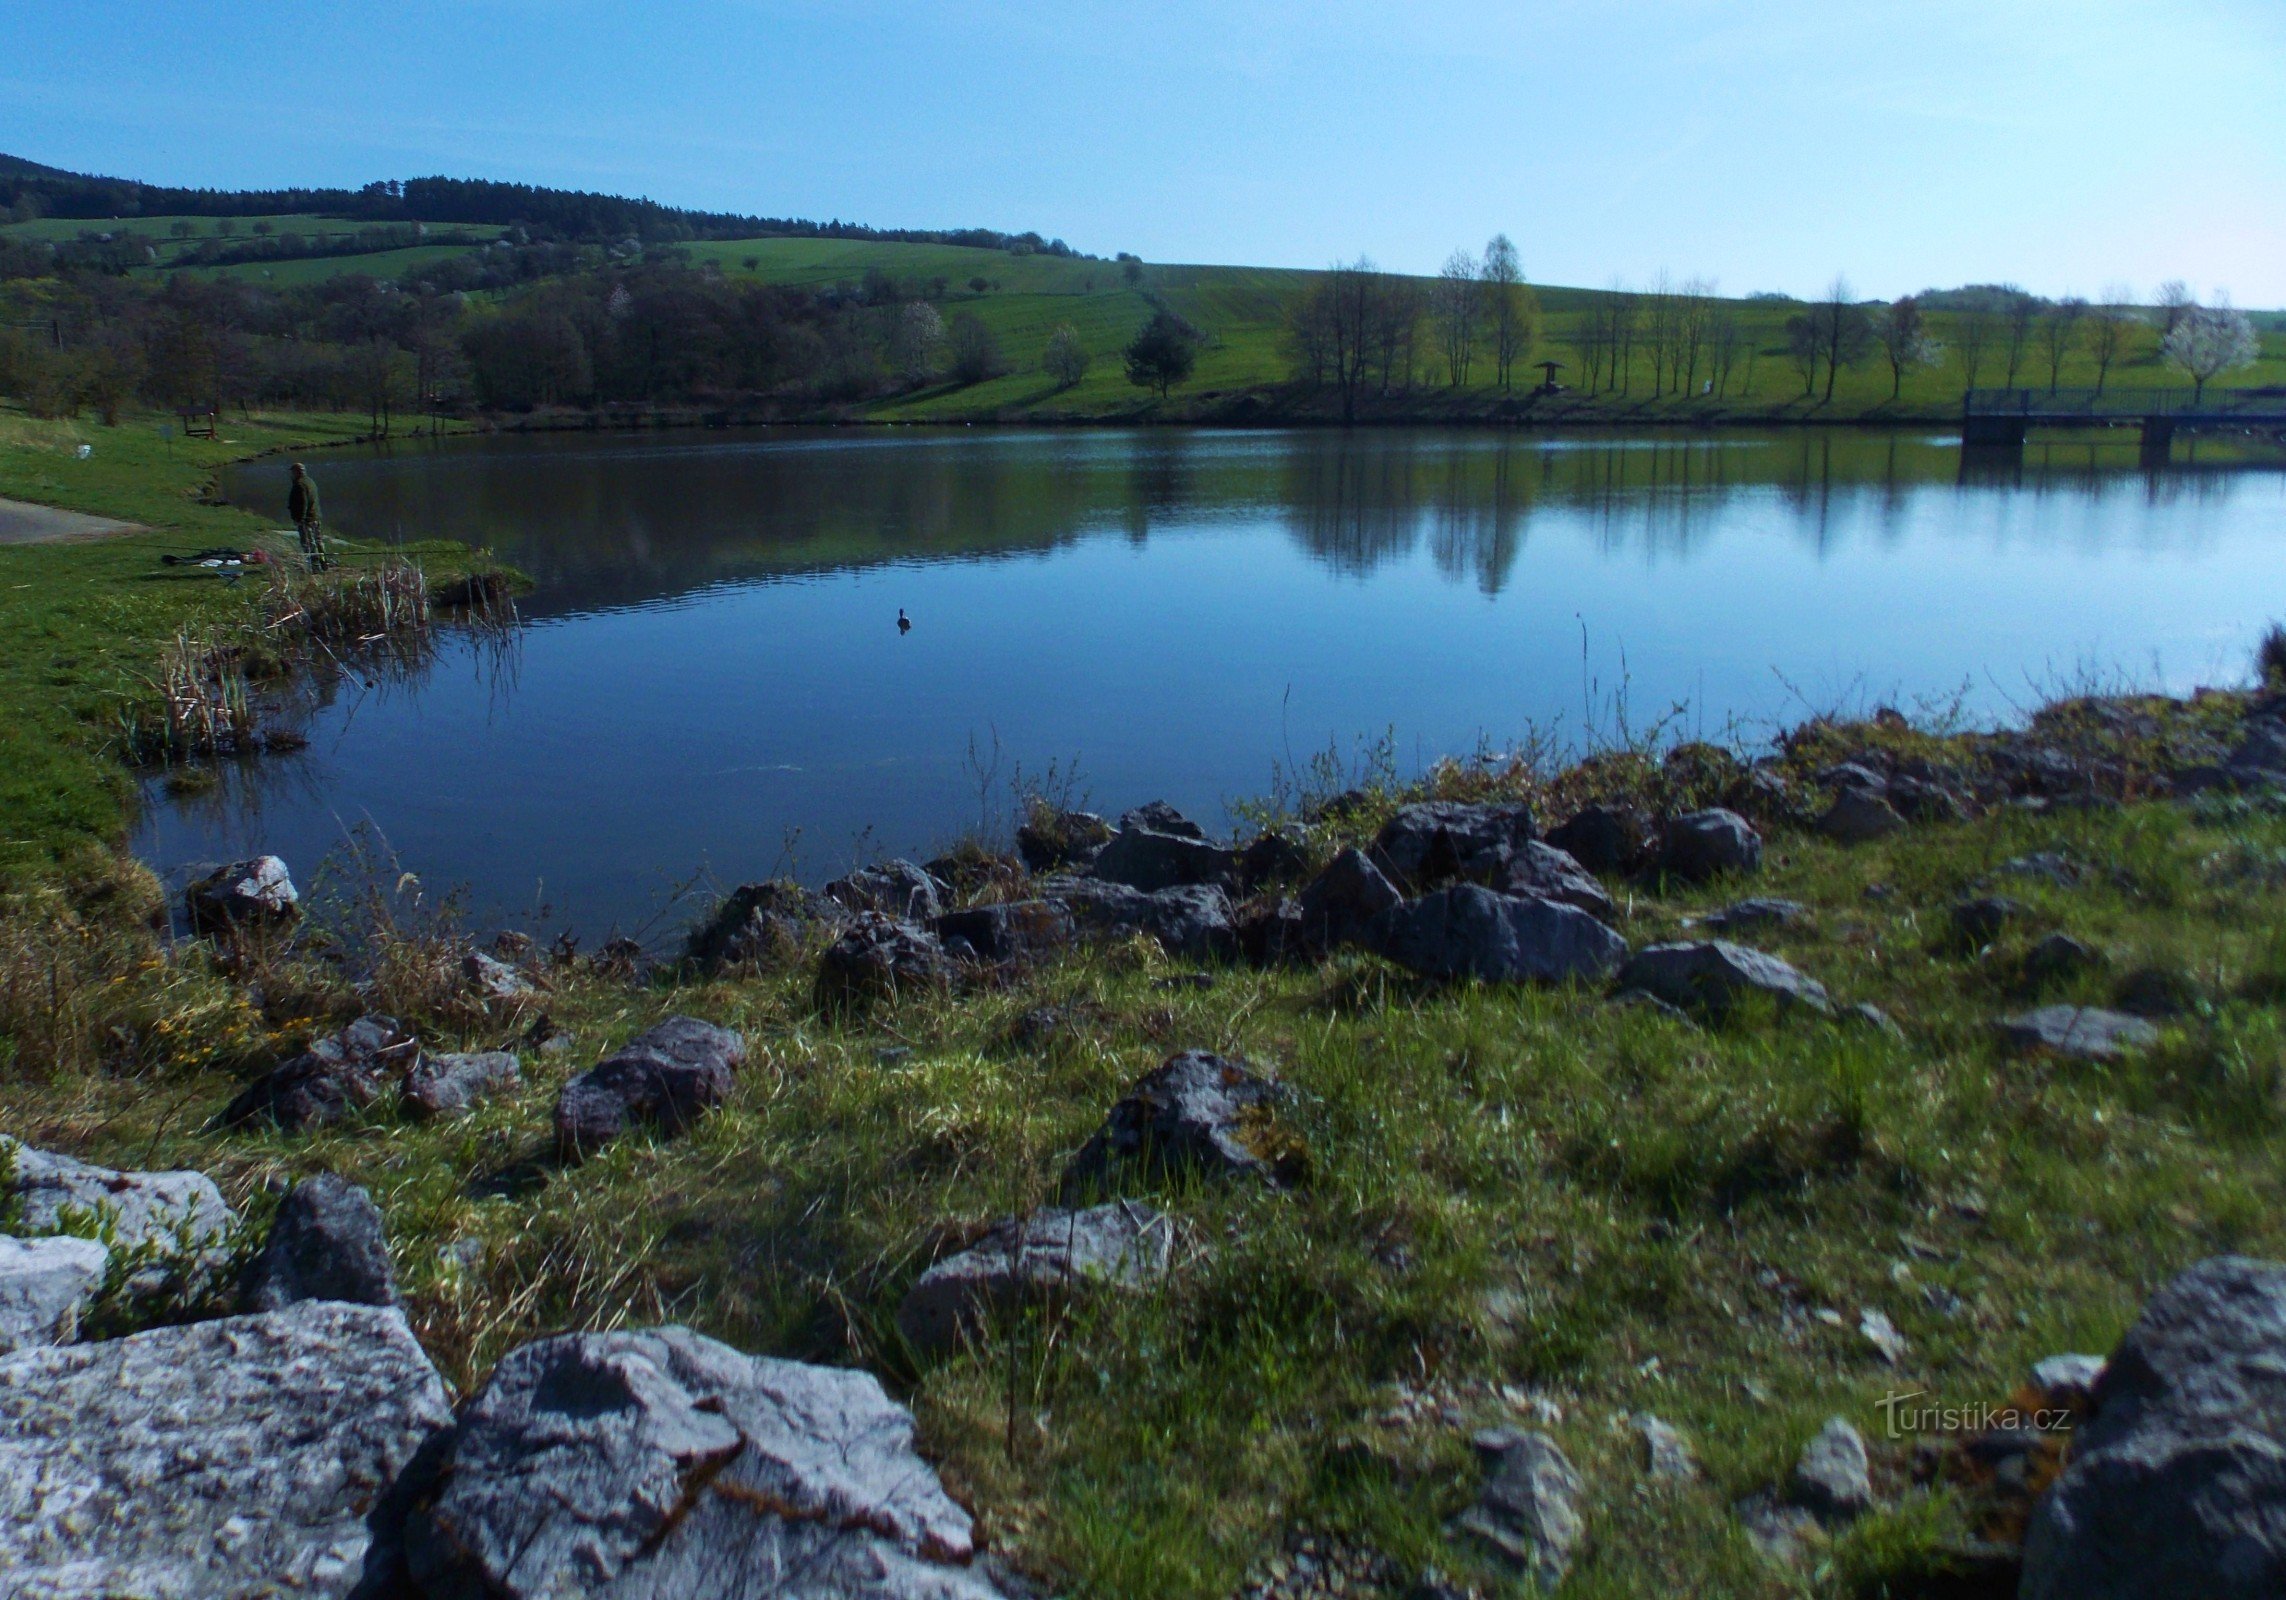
[462,949,539,1003]
[1060,1050,1297,1199]
[218,1014,419,1133]
[403,1325,1006,1599]
[1997,1004,2158,1063]
[0,1234,108,1353]
[2023,1256,2286,1598]
[1090,822,1238,893]
[0,1301,453,1597]
[1659,808,1763,883]
[1371,800,1535,892]
[1815,788,1907,844]
[401,1049,521,1120]
[1119,799,1208,839]
[685,881,848,973]
[1294,847,1403,952]
[1497,840,1617,920]
[1615,941,1831,1018]
[184,853,299,935]
[932,900,1076,964]
[1040,877,1236,960]
[897,1201,1175,1357]
[554,1016,746,1160]
[814,914,954,1012]
[1368,885,1628,985]
[3,1136,234,1252]
[243,1173,398,1312]
[1016,807,1113,873]
[826,859,948,922]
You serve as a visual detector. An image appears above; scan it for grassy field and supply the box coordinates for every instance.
[3,685,2282,1596]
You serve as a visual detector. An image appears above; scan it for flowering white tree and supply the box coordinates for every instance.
[2162,300,2259,404]
[890,302,944,383]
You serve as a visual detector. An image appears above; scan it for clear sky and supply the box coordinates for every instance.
[5,0,2281,303]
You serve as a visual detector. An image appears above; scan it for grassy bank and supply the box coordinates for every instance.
[0,404,479,888]
[3,670,2283,1595]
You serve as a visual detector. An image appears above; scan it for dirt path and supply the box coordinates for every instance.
[0,497,144,545]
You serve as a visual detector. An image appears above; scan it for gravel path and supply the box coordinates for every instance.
[0,497,143,545]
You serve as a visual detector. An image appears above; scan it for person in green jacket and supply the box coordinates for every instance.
[287,462,325,569]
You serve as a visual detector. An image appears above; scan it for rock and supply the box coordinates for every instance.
[0,1301,453,1598]
[1660,808,1762,882]
[814,914,954,1011]
[2002,850,2082,888]
[1817,760,1889,795]
[1791,1416,1874,1519]
[1610,988,1693,1023]
[1996,1004,2158,1062]
[897,1201,1175,1356]
[1614,941,1831,1018]
[2227,722,2286,787]
[1546,804,1652,876]
[2114,964,2203,1018]
[1060,1050,1296,1198]
[1888,775,1970,824]
[3,1137,235,1252]
[1497,841,1617,920]
[1016,807,1113,872]
[1845,1001,1905,1037]
[825,859,948,921]
[1236,831,1311,891]
[1142,882,1237,961]
[931,900,1076,964]
[1003,1002,1099,1052]
[0,1234,107,1352]
[401,1049,521,1120]
[218,1013,418,1133]
[1816,788,1907,843]
[684,881,847,972]
[2029,1352,2107,1407]
[184,853,299,935]
[1949,895,2028,952]
[2023,1256,2286,1599]
[1701,897,1806,933]
[1724,766,1795,820]
[463,948,539,1002]
[2023,931,2104,985]
[1294,847,1403,952]
[1369,885,1628,985]
[554,1015,745,1160]
[1234,898,1307,967]
[403,1324,1005,1599]
[1090,823,1238,893]
[1453,1428,1585,1589]
[1119,799,1208,839]
[1634,1414,1699,1481]
[1371,801,1535,892]
[243,1173,397,1313]
[1859,1307,1908,1365]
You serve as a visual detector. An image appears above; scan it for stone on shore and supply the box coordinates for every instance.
[826,858,949,922]
[2023,1256,2286,1599]
[462,948,539,1002]
[1996,1004,2158,1062]
[1453,1428,1585,1589]
[185,853,299,935]
[1016,807,1113,873]
[243,1173,398,1312]
[814,914,954,1011]
[1660,808,1763,882]
[684,881,848,972]
[1545,803,1652,876]
[1371,800,1535,892]
[1614,941,1831,1018]
[3,1136,235,1252]
[897,1201,1175,1356]
[1497,840,1617,920]
[1369,885,1628,985]
[1090,818,1238,893]
[933,899,1076,964]
[403,1324,1007,1599]
[218,1014,418,1133]
[0,1234,108,1353]
[400,1049,521,1120]
[554,1015,745,1160]
[1060,1050,1297,1198]
[1293,847,1403,952]
[0,1301,453,1599]
[1815,788,1907,843]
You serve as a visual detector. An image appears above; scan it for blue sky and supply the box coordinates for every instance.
[5,0,2282,302]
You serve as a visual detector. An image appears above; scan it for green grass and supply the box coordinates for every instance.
[5,698,2285,1595]
[0,405,475,887]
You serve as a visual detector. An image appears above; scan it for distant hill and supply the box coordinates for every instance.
[0,152,1091,257]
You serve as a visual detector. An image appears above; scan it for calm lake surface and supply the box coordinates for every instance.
[137,426,2286,942]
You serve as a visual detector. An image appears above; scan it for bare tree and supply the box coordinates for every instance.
[2155,280,2195,338]
[1290,257,1383,421]
[1871,295,1939,399]
[1368,271,1423,394]
[1953,304,1997,392]
[1708,309,1742,397]
[1566,302,1608,394]
[1433,249,1480,387]
[2162,298,2260,404]
[2038,297,2087,394]
[1784,313,1821,398]
[1480,234,1531,390]
[1609,286,1639,395]
[1811,276,1872,403]
[2083,288,2138,396]
[2001,287,2039,387]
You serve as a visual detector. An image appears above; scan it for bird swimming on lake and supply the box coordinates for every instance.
[897,608,911,635]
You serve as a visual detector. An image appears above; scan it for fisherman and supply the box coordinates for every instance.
[287,462,325,569]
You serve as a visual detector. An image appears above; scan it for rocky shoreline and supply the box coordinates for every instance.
[10,678,2286,1594]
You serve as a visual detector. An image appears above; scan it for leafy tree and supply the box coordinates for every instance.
[947,312,1004,385]
[1123,309,1198,399]
[1871,296,1940,399]
[1042,323,1090,389]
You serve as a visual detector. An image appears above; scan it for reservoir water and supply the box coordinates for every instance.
[135,425,2286,941]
